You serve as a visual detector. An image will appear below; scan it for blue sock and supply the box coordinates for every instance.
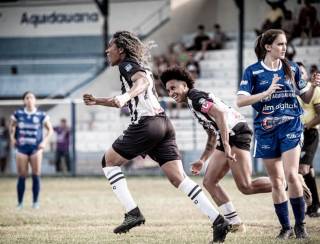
[17,176,26,204]
[274,201,291,230]
[290,197,305,225]
[32,174,40,203]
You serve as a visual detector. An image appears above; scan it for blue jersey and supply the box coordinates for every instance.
[11,108,48,147]
[238,61,309,135]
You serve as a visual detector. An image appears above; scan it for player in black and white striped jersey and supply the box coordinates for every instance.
[83,31,231,243]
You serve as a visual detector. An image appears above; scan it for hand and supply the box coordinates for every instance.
[113,93,131,108]
[83,94,97,105]
[311,72,320,87]
[190,160,204,175]
[264,75,282,96]
[224,144,236,162]
[38,141,46,150]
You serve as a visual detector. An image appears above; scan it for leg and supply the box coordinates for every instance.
[30,149,43,208]
[203,149,244,231]
[263,158,293,239]
[55,150,62,172]
[161,159,231,243]
[230,147,272,195]
[102,148,144,234]
[16,152,29,208]
[64,152,71,172]
[283,146,308,238]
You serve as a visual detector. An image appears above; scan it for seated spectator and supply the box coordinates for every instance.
[297,0,318,45]
[187,25,210,51]
[205,24,227,50]
[255,2,284,35]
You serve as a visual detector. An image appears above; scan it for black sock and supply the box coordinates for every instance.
[304,172,320,210]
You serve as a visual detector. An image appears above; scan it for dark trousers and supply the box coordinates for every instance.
[55,150,71,172]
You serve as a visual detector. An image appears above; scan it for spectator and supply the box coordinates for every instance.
[187,25,210,51]
[310,64,319,77]
[206,24,227,50]
[54,118,71,173]
[282,10,296,42]
[0,117,9,173]
[297,0,318,46]
[255,3,284,35]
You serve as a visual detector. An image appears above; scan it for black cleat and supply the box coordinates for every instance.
[294,223,309,239]
[211,215,231,243]
[276,227,294,239]
[113,207,145,234]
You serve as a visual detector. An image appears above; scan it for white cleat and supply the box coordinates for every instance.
[16,203,23,210]
[32,202,40,209]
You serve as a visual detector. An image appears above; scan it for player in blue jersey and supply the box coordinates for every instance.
[83,31,231,243]
[237,29,320,239]
[9,91,53,209]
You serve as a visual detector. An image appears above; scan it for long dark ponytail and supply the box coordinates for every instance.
[255,29,293,81]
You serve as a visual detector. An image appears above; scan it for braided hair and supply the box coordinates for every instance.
[112,31,153,66]
[255,29,293,81]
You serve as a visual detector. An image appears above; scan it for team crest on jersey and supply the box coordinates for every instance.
[33,116,40,123]
[124,64,133,72]
[298,79,307,89]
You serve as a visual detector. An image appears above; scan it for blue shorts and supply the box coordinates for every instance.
[16,145,39,156]
[253,117,303,159]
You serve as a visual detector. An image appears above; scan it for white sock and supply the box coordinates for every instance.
[103,166,137,212]
[178,177,219,223]
[219,201,241,224]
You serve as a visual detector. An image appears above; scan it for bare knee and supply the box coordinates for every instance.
[286,173,299,185]
[237,182,253,195]
[168,176,182,188]
[271,177,286,191]
[203,175,219,191]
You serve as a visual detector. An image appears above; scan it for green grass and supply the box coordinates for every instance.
[0,176,319,243]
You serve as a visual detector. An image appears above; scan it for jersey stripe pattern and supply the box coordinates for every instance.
[11,108,48,147]
[118,58,163,124]
[187,88,246,135]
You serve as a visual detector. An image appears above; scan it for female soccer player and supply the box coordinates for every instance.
[297,62,320,217]
[160,66,272,233]
[83,31,230,243]
[10,91,53,209]
[237,29,320,239]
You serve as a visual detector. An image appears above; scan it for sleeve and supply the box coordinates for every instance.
[189,90,214,114]
[11,110,18,121]
[293,63,309,95]
[118,61,146,82]
[312,87,320,105]
[237,67,253,96]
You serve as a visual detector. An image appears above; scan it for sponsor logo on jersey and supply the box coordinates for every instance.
[252,69,264,75]
[286,132,298,139]
[262,103,298,114]
[262,104,275,114]
[261,144,271,150]
[240,80,248,86]
[124,64,133,72]
[33,116,40,123]
[259,80,269,85]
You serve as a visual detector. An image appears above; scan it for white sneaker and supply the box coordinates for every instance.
[16,203,23,210]
[32,202,40,209]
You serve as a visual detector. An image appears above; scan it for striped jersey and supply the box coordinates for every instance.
[187,88,246,135]
[11,108,49,147]
[118,58,163,124]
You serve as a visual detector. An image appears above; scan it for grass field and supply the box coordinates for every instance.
[0,176,319,244]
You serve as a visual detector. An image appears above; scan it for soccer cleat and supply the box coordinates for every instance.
[16,203,23,210]
[229,222,246,233]
[298,174,312,207]
[276,227,294,239]
[294,223,309,239]
[211,215,231,243]
[32,202,40,209]
[113,207,145,234]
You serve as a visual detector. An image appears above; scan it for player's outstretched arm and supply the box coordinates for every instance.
[113,71,150,108]
[300,72,320,103]
[83,94,116,107]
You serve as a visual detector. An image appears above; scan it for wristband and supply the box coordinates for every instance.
[116,93,131,106]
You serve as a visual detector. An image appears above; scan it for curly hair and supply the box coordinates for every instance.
[160,66,195,89]
[113,31,153,66]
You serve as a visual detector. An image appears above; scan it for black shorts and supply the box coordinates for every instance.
[216,122,253,152]
[112,113,181,166]
[300,128,319,166]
